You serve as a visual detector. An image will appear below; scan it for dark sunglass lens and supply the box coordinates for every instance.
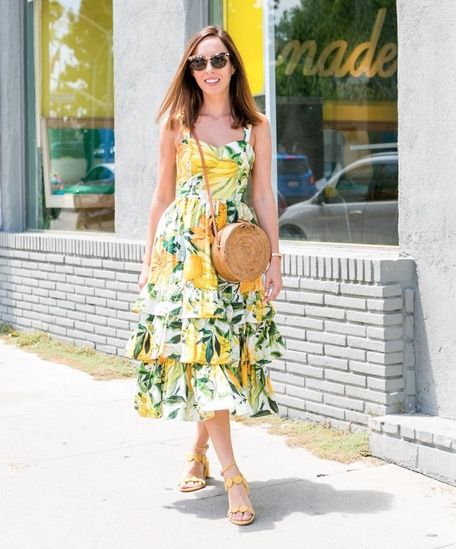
[190,57,206,71]
[211,53,228,68]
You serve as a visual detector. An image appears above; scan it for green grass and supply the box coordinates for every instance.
[0,322,136,380]
[1,321,371,463]
[233,414,371,463]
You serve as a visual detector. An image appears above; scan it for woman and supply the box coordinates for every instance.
[124,25,285,526]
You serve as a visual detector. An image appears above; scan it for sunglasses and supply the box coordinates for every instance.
[188,51,230,71]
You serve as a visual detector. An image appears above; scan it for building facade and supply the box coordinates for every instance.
[0,0,455,483]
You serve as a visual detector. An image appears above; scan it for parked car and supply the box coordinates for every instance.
[64,163,115,195]
[277,153,316,205]
[277,190,287,217]
[278,152,398,245]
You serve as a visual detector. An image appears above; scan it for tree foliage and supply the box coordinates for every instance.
[275,0,397,101]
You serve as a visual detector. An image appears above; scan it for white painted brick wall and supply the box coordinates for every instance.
[0,233,416,431]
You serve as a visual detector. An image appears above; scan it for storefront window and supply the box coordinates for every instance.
[211,0,398,246]
[29,0,114,232]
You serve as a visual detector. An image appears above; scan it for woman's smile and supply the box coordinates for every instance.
[204,77,220,85]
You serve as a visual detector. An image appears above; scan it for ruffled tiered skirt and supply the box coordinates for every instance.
[124,197,286,422]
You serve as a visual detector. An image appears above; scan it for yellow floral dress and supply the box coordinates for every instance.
[124,123,286,421]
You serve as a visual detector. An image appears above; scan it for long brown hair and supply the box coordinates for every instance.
[155,25,263,130]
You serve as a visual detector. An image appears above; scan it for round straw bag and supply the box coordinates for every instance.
[211,220,271,282]
[193,130,271,282]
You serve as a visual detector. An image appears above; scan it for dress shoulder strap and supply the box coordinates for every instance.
[179,123,191,141]
[244,123,252,144]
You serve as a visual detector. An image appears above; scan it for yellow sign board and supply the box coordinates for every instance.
[223,0,264,96]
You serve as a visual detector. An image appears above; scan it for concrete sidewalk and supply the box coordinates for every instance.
[1,339,455,549]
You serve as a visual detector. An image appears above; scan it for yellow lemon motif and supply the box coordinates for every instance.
[183,254,203,281]
[218,337,231,362]
[191,253,218,290]
[136,393,158,418]
[240,359,250,388]
[265,375,275,395]
[226,367,242,390]
[191,146,238,184]
[216,202,227,229]
[148,247,177,285]
[190,217,213,248]
[239,277,263,293]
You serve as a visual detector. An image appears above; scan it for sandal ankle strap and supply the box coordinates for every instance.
[187,452,208,464]
[224,473,249,494]
[220,460,237,476]
[193,443,209,450]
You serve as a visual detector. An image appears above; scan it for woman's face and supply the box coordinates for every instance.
[189,36,235,97]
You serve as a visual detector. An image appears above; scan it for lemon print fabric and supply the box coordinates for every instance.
[124,123,286,421]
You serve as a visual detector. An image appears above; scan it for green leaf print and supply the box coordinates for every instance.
[205,341,214,363]
[169,334,181,344]
[227,202,238,218]
[168,409,179,419]
[253,409,272,418]
[143,333,151,354]
[268,397,279,413]
[133,337,144,358]
[164,395,185,404]
[195,377,214,398]
[214,337,221,356]
[162,236,179,254]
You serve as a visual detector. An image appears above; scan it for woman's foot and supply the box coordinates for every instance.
[222,462,254,524]
[178,443,209,491]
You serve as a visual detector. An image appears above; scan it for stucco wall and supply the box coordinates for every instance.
[397,0,456,419]
[113,0,187,241]
[0,0,26,232]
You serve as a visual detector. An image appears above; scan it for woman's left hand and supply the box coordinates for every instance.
[263,258,283,302]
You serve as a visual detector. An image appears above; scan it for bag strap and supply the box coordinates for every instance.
[191,129,219,241]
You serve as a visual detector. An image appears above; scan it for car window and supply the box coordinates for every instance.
[278,159,310,175]
[84,167,113,182]
[84,167,104,182]
[98,167,113,180]
[369,161,398,201]
[327,163,372,203]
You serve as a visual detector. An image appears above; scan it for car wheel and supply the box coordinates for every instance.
[279,225,307,240]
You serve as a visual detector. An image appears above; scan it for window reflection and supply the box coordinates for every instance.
[275,0,398,245]
[39,0,114,232]
[280,152,398,245]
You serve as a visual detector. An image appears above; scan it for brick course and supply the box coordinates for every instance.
[0,233,415,430]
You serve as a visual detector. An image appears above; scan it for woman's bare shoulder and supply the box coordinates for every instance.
[251,113,270,147]
[159,112,184,150]
[253,112,270,130]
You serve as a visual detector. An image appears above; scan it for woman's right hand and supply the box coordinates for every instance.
[138,263,150,291]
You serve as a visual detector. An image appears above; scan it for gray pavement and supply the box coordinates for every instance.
[1,339,456,549]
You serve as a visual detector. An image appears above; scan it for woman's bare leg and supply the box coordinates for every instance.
[204,410,253,523]
[179,420,210,489]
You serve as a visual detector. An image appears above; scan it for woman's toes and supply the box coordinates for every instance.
[231,510,251,522]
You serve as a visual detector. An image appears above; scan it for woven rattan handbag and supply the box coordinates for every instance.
[192,129,271,282]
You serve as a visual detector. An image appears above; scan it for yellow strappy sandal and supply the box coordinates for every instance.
[178,443,210,492]
[221,460,255,526]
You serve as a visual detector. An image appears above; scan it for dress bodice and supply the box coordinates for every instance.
[175,124,255,202]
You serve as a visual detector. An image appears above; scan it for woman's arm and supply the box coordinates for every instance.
[141,118,177,267]
[250,114,283,302]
